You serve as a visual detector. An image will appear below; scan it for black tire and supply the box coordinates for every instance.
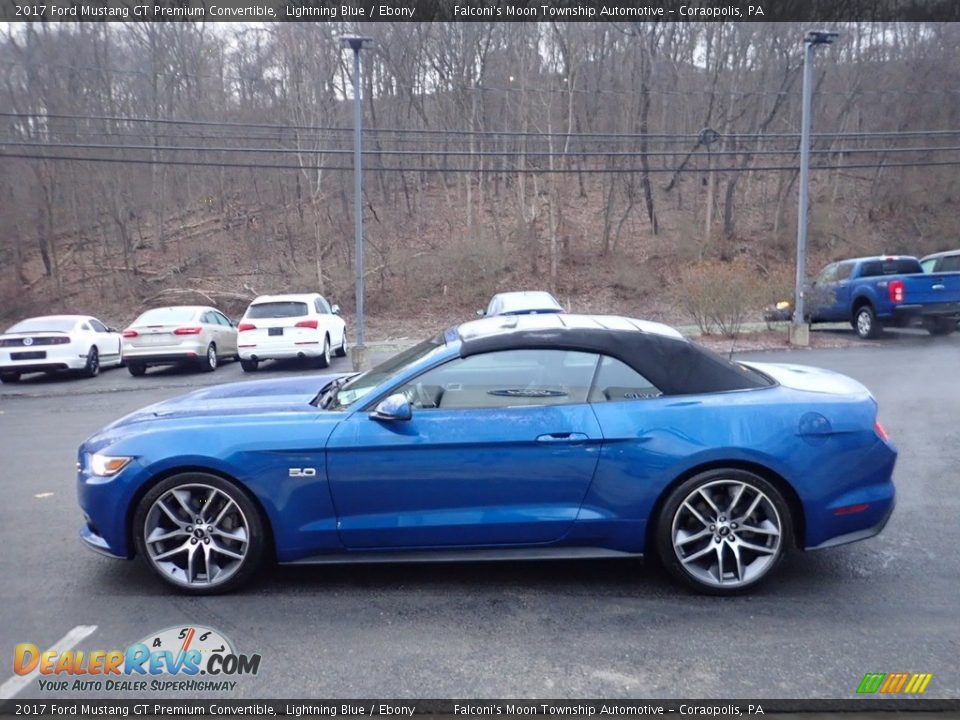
[199,343,218,373]
[127,363,147,377]
[315,335,331,369]
[240,358,259,373]
[655,468,793,596]
[0,372,20,384]
[132,472,267,595]
[81,346,100,378]
[853,304,882,339]
[924,317,956,336]
[334,331,348,358]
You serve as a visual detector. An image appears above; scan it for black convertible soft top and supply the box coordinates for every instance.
[456,315,771,396]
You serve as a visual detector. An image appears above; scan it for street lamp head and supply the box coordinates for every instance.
[805,30,839,46]
[339,35,374,52]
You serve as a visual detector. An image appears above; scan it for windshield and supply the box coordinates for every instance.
[332,336,445,409]
[246,301,308,319]
[6,317,78,333]
[134,307,199,325]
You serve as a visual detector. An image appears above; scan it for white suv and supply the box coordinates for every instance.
[237,293,347,372]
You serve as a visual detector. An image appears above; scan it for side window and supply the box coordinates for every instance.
[589,356,661,403]
[81,323,92,331]
[941,256,960,272]
[215,312,232,327]
[836,262,854,281]
[921,258,937,273]
[200,312,214,324]
[816,264,838,284]
[89,319,108,333]
[315,297,331,314]
[396,349,598,410]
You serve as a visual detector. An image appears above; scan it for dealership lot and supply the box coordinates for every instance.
[0,333,958,699]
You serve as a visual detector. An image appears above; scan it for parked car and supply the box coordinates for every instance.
[479,291,565,317]
[920,249,960,274]
[0,315,123,383]
[123,306,238,376]
[237,293,347,372]
[803,255,960,338]
[77,313,896,595]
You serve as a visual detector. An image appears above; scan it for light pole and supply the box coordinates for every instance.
[792,29,838,346]
[340,34,374,370]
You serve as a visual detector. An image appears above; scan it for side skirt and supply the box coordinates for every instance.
[283,546,643,566]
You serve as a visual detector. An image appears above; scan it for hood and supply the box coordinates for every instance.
[104,373,348,429]
[740,362,872,398]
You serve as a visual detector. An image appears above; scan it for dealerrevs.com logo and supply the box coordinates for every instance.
[857,672,933,695]
[15,625,261,693]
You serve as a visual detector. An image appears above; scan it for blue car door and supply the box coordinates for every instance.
[325,349,603,549]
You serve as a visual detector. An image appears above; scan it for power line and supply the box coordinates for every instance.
[5,150,960,174]
[4,139,960,159]
[6,111,960,142]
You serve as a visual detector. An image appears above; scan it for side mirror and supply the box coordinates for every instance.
[476,309,485,317]
[370,393,412,422]
[331,304,341,315]
[108,327,119,333]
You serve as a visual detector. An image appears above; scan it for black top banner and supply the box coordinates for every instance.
[3,0,960,22]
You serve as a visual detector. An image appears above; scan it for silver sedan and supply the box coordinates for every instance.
[122,306,238,376]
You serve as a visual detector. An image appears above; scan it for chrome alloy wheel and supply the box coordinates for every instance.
[143,483,249,588]
[857,310,872,337]
[671,479,782,589]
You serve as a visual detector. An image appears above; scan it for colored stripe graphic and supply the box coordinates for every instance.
[858,672,932,694]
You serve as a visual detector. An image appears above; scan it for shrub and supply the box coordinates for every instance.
[673,261,764,338]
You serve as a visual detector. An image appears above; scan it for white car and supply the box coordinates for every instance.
[0,314,123,383]
[122,305,239,376]
[480,291,565,317]
[237,293,347,372]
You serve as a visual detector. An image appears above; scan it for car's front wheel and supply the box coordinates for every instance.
[240,358,259,372]
[924,317,956,336]
[127,363,147,377]
[200,343,218,372]
[656,469,792,595]
[133,472,267,594]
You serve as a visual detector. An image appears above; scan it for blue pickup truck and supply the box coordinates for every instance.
[807,255,960,339]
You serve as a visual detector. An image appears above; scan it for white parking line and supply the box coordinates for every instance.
[0,625,97,700]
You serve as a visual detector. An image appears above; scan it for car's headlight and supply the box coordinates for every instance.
[90,453,133,477]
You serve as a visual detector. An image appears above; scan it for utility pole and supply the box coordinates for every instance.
[340,35,374,370]
[792,30,838,346]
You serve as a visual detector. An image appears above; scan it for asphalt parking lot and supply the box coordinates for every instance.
[0,330,958,700]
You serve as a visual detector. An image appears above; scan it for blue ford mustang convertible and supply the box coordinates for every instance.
[77,314,896,595]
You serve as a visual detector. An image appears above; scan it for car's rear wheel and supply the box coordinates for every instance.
[315,335,331,369]
[81,346,100,378]
[133,472,267,594]
[200,343,217,372]
[656,469,791,595]
[853,304,882,339]
[924,317,956,336]
[0,372,20,383]
[240,359,259,372]
[127,363,147,377]
[334,331,347,358]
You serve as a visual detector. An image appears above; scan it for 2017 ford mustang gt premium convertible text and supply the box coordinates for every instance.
[77,314,896,595]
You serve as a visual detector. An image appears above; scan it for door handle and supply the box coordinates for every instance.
[536,432,589,444]
[932,284,945,291]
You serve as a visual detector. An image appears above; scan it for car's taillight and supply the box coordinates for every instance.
[888,279,904,304]
[874,420,890,442]
[122,329,138,338]
[237,322,256,332]
[173,326,203,335]
[295,319,319,329]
